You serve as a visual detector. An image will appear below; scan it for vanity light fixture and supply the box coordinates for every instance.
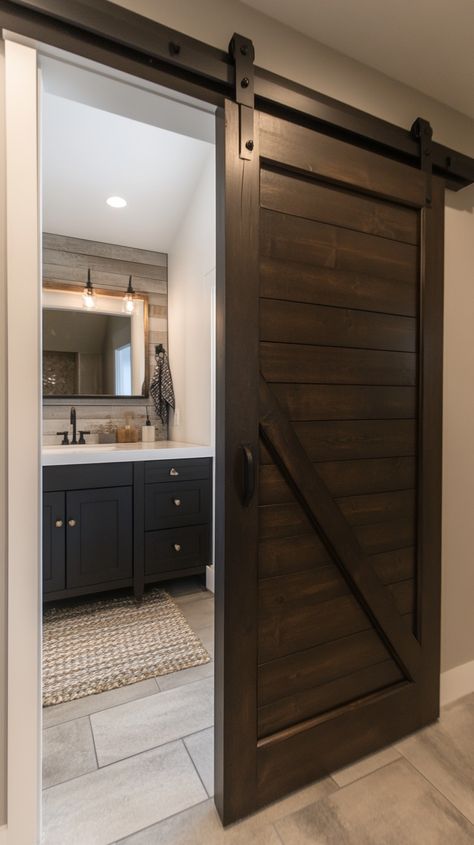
[122,275,136,314]
[106,195,127,208]
[82,268,97,309]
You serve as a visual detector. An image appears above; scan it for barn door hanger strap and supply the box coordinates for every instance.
[411,117,433,206]
[229,33,255,160]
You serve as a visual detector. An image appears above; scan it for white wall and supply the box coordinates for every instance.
[112,0,474,679]
[167,147,215,447]
[442,184,474,673]
[0,40,7,831]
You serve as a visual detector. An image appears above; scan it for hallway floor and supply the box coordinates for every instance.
[42,579,474,844]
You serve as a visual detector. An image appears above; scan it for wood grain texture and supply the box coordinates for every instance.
[260,298,416,353]
[261,209,418,285]
[42,233,167,293]
[259,377,421,681]
[258,628,392,704]
[43,233,167,266]
[258,659,403,736]
[260,255,417,316]
[282,420,416,462]
[259,112,427,207]
[261,342,416,386]
[270,384,416,421]
[260,167,419,245]
[260,457,416,503]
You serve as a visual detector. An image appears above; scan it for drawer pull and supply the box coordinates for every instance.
[169,467,179,477]
[173,498,182,507]
[174,543,182,552]
[68,519,77,528]
[55,519,64,528]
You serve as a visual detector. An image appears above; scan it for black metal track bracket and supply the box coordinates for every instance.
[411,117,433,206]
[229,33,255,160]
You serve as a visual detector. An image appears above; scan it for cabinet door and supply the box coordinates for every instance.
[66,486,133,588]
[43,492,66,593]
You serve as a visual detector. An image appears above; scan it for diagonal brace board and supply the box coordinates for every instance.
[259,375,421,683]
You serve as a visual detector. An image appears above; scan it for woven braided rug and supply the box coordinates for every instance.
[43,588,211,706]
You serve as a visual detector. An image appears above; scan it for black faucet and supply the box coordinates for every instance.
[70,406,77,445]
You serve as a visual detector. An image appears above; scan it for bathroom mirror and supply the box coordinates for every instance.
[42,286,148,397]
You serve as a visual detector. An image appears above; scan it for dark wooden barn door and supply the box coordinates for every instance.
[215,101,444,824]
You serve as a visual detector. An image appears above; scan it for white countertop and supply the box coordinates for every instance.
[42,440,214,466]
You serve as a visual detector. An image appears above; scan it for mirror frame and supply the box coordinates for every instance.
[42,281,149,399]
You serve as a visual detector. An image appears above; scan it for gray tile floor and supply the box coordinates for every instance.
[42,579,474,844]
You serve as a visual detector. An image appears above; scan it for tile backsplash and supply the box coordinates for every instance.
[43,402,167,446]
[42,233,170,445]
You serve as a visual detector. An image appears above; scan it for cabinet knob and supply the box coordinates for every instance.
[174,543,182,552]
[169,467,179,477]
[55,519,63,528]
[68,519,77,527]
[173,498,182,507]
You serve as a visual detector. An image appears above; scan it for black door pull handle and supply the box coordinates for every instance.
[242,444,256,506]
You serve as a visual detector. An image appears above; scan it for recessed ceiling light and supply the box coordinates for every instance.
[106,196,127,208]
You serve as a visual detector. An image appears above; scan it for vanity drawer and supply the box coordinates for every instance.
[43,462,133,492]
[145,525,210,575]
[144,458,211,485]
[145,480,210,530]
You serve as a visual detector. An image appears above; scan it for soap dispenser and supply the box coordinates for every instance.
[142,407,155,443]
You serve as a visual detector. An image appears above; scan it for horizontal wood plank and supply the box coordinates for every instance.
[258,659,402,737]
[261,342,416,386]
[337,489,415,527]
[260,167,419,245]
[258,628,392,704]
[260,256,417,317]
[43,264,166,292]
[370,547,415,585]
[260,457,416,504]
[259,490,415,541]
[43,233,167,267]
[259,112,427,208]
[259,530,415,582]
[261,209,418,285]
[260,298,416,353]
[289,420,416,462]
[270,384,416,421]
[356,519,416,555]
[43,248,166,281]
[389,578,416,616]
[259,533,332,579]
[259,591,369,663]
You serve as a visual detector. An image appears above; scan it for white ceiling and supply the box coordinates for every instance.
[42,58,215,252]
[243,0,474,119]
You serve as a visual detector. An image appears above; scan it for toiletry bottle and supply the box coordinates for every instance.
[142,407,155,443]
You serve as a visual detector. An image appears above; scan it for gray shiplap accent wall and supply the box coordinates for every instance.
[42,233,169,444]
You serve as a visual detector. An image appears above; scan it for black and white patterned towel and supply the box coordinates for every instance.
[150,350,175,425]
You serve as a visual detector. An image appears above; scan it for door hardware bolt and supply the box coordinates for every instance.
[241,77,250,88]
[240,44,249,55]
[246,140,254,151]
[169,41,181,55]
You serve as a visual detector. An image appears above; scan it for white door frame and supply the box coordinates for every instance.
[0,36,41,845]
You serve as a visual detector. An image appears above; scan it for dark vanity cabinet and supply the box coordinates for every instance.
[43,491,66,593]
[143,459,211,585]
[42,458,212,601]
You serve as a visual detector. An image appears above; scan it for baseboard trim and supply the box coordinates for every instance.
[440,659,474,706]
[205,564,215,593]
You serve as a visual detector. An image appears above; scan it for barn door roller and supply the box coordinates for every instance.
[229,33,255,160]
[411,117,433,206]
